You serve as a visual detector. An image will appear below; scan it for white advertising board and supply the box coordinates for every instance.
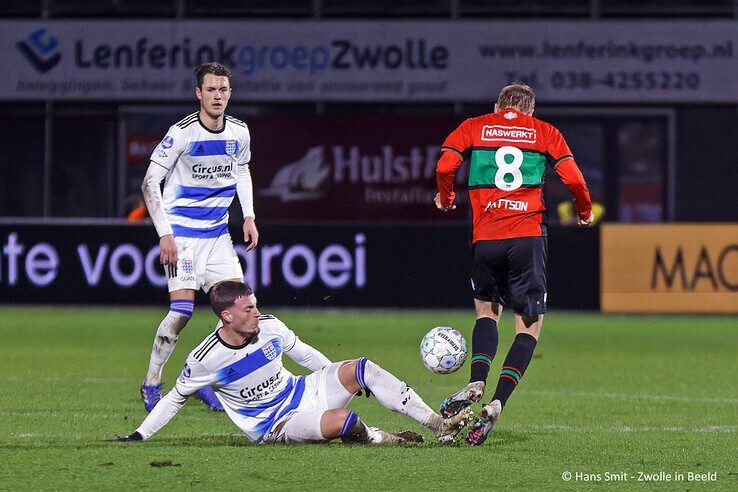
[1,20,735,102]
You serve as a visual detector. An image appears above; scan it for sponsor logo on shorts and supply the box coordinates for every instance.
[481,125,536,144]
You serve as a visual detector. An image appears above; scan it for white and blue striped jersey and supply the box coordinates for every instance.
[173,315,306,442]
[149,113,251,239]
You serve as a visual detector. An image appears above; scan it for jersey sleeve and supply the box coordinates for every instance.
[266,316,297,352]
[546,126,593,219]
[150,125,187,171]
[173,357,214,397]
[436,151,463,207]
[441,118,474,158]
[545,125,574,164]
[135,388,187,440]
[437,119,473,207]
[236,125,252,166]
[284,337,332,371]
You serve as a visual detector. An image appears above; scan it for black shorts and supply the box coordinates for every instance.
[471,236,547,317]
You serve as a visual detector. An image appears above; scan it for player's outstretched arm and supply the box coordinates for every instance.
[116,389,188,442]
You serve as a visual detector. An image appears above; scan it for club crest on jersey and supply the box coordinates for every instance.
[225,140,237,155]
[182,258,194,275]
[162,136,174,149]
[503,111,518,120]
[262,340,278,360]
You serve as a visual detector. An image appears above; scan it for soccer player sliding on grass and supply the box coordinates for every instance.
[117,281,472,445]
[434,83,594,445]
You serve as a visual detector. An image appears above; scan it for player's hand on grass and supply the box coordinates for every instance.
[159,234,178,265]
[434,193,456,212]
[114,431,143,442]
[577,212,595,227]
[243,217,259,251]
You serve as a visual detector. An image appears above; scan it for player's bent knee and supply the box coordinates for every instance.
[339,358,374,395]
[514,313,543,339]
[338,359,361,394]
[474,299,501,320]
[320,408,352,440]
[355,357,373,388]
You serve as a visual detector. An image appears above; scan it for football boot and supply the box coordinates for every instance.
[465,399,502,446]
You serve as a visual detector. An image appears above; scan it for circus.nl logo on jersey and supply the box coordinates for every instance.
[16,28,62,74]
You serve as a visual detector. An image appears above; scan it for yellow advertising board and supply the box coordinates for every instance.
[601,224,738,313]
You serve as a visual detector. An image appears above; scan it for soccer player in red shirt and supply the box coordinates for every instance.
[434,83,594,446]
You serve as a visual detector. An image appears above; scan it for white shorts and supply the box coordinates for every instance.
[264,362,355,444]
[167,234,243,293]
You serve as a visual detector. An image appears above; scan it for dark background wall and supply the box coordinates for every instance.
[676,106,738,222]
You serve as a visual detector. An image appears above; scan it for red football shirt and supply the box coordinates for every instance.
[437,108,592,242]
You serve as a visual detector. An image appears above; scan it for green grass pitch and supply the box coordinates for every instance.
[0,307,736,490]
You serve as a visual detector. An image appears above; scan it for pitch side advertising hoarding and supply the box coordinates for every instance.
[1,20,735,102]
[0,222,471,307]
[601,224,738,313]
[0,223,597,308]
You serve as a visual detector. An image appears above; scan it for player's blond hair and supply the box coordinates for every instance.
[497,82,535,114]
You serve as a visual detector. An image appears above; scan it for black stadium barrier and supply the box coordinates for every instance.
[0,221,598,309]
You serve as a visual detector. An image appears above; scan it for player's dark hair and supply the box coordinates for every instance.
[210,281,253,316]
[497,82,535,114]
[194,61,232,88]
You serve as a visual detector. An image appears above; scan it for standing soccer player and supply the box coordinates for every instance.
[139,62,259,412]
[434,83,594,445]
